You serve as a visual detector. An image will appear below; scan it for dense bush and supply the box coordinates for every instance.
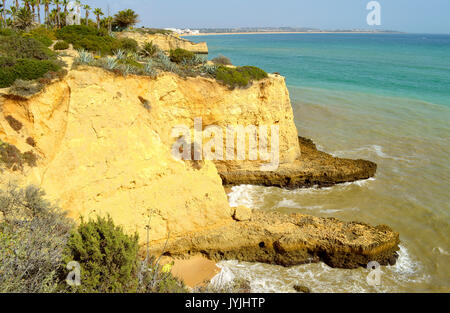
[8,79,45,97]
[53,41,70,50]
[118,37,139,52]
[0,35,55,60]
[0,28,16,36]
[214,65,268,88]
[56,25,120,55]
[24,27,56,47]
[0,184,73,293]
[169,48,195,64]
[212,54,232,65]
[63,215,140,293]
[0,57,61,88]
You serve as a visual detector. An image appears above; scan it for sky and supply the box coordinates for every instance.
[5,0,450,34]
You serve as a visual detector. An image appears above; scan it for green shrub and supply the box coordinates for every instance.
[0,35,55,60]
[63,215,140,293]
[118,38,138,52]
[56,25,120,55]
[169,48,195,64]
[54,41,70,50]
[8,79,45,97]
[0,184,73,293]
[238,66,269,80]
[0,57,61,88]
[212,54,232,65]
[214,65,268,88]
[140,41,158,58]
[118,56,144,69]
[23,27,56,47]
[0,28,16,36]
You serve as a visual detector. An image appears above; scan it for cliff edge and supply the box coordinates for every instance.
[0,66,398,268]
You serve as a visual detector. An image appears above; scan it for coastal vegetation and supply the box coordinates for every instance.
[211,54,232,65]
[0,184,188,293]
[0,1,269,90]
[215,65,268,88]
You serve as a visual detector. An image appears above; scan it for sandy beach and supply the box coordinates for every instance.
[162,255,221,288]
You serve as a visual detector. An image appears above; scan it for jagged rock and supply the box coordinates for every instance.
[233,206,252,221]
[218,136,377,188]
[293,285,311,293]
[153,211,400,269]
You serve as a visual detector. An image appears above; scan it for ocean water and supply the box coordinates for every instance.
[185,34,450,293]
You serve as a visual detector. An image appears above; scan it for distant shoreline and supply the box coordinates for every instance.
[182,31,400,37]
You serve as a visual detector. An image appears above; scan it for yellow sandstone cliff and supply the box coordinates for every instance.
[0,66,399,268]
[0,67,298,244]
[117,31,209,54]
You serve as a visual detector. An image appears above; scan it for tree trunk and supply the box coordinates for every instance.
[3,0,6,28]
[37,0,41,24]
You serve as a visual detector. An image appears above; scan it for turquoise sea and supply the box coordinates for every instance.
[185,34,450,292]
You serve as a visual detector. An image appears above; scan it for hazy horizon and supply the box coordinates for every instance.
[76,0,450,34]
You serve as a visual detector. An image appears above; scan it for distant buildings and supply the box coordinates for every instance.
[165,28,200,35]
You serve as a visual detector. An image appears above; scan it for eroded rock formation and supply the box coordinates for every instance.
[154,210,400,268]
[0,65,398,268]
[117,31,209,54]
[218,137,377,188]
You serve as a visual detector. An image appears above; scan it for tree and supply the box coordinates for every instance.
[13,6,34,30]
[29,0,36,23]
[42,0,51,26]
[36,0,41,24]
[113,9,138,31]
[1,0,6,27]
[62,0,69,15]
[93,8,103,30]
[7,6,18,23]
[53,0,60,28]
[83,4,90,26]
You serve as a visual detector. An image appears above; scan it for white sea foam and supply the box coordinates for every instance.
[275,199,300,209]
[228,185,260,208]
[211,245,428,293]
[432,247,450,256]
[332,145,415,164]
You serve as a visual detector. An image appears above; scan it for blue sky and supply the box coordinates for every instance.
[8,0,450,33]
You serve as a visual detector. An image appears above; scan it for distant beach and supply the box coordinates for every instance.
[183,31,398,36]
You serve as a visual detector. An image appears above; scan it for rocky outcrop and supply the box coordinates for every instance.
[154,210,400,269]
[218,137,377,188]
[118,31,208,54]
[0,65,397,269]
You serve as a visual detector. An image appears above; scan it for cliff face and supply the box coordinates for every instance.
[0,69,235,244]
[0,66,399,268]
[0,68,301,243]
[118,32,209,54]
